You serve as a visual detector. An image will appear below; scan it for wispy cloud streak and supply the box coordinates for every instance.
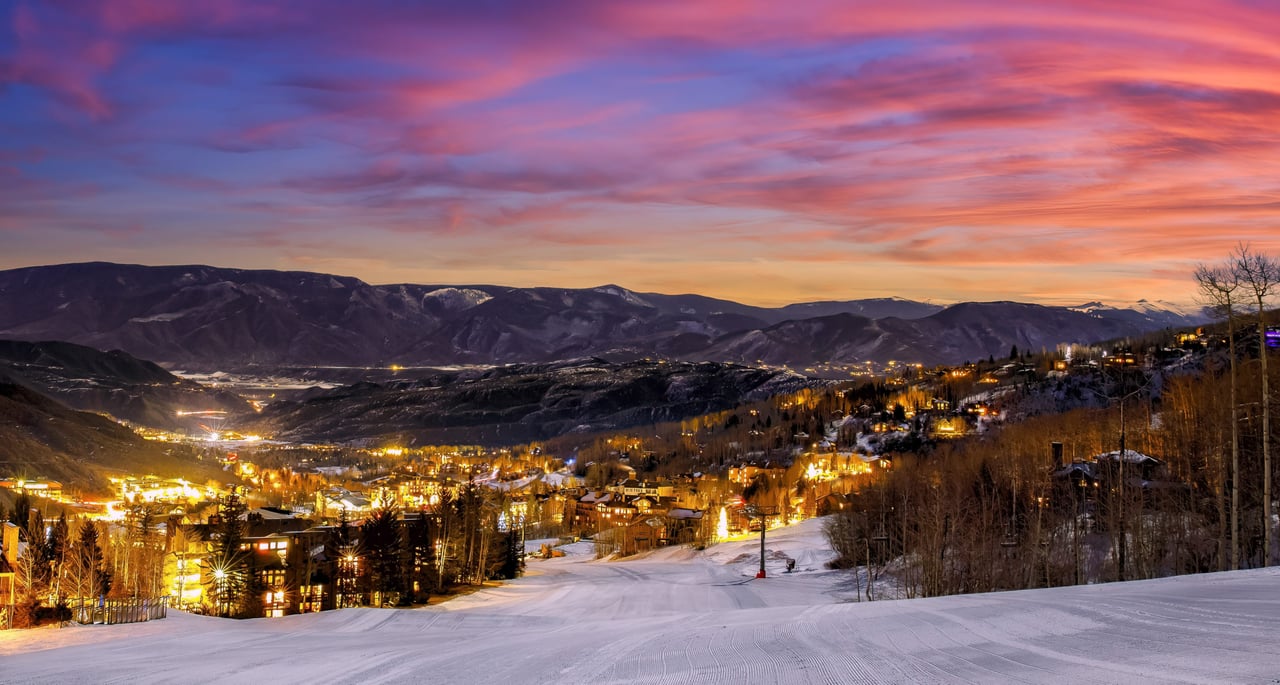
[1,0,1277,304]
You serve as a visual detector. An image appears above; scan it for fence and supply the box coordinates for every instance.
[70,596,168,625]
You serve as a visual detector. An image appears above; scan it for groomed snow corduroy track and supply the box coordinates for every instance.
[3,519,1278,684]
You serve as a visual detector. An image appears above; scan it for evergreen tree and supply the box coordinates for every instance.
[24,509,48,590]
[494,530,523,581]
[330,508,362,607]
[208,490,249,617]
[403,513,435,603]
[8,492,30,528]
[362,505,404,606]
[69,520,108,602]
[46,513,69,603]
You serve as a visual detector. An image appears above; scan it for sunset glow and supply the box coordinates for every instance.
[2,1,1277,305]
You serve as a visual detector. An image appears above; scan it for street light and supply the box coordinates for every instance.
[211,566,228,617]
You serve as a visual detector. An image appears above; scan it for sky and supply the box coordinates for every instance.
[2,0,1278,307]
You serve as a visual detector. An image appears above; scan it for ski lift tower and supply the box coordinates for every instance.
[742,505,777,578]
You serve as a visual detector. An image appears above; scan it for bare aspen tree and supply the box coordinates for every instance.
[1196,263,1242,570]
[1233,244,1278,566]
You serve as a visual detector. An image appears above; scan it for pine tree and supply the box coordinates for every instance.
[25,509,47,589]
[208,490,249,617]
[494,530,523,580]
[46,513,69,604]
[330,508,362,607]
[403,513,435,603]
[362,505,404,606]
[8,492,30,528]
[69,520,108,604]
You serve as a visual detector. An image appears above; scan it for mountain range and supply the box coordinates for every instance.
[0,339,251,431]
[0,262,1206,371]
[243,358,815,445]
[0,382,234,494]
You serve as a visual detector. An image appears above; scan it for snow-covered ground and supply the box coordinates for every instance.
[3,518,1279,684]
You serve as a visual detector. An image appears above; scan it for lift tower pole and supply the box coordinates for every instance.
[743,505,777,578]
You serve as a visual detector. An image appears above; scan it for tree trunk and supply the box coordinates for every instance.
[1257,297,1272,566]
[1229,312,1240,571]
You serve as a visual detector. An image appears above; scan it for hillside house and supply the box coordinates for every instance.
[0,479,62,500]
[665,508,705,546]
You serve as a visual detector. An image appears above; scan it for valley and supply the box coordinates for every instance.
[1,260,1276,685]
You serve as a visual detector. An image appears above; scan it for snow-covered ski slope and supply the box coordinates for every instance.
[3,518,1279,684]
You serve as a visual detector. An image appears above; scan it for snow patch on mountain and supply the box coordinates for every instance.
[423,287,493,311]
[1070,299,1204,318]
[128,311,188,323]
[593,285,651,308]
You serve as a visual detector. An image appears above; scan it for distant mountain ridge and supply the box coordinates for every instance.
[0,339,251,430]
[0,262,1207,370]
[0,382,234,494]
[243,358,816,445]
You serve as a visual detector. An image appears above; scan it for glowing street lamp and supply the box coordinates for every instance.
[210,565,229,617]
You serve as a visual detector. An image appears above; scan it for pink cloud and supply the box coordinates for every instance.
[6,0,1280,304]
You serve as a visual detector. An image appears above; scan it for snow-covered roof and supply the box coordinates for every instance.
[1094,449,1160,465]
[243,507,301,520]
